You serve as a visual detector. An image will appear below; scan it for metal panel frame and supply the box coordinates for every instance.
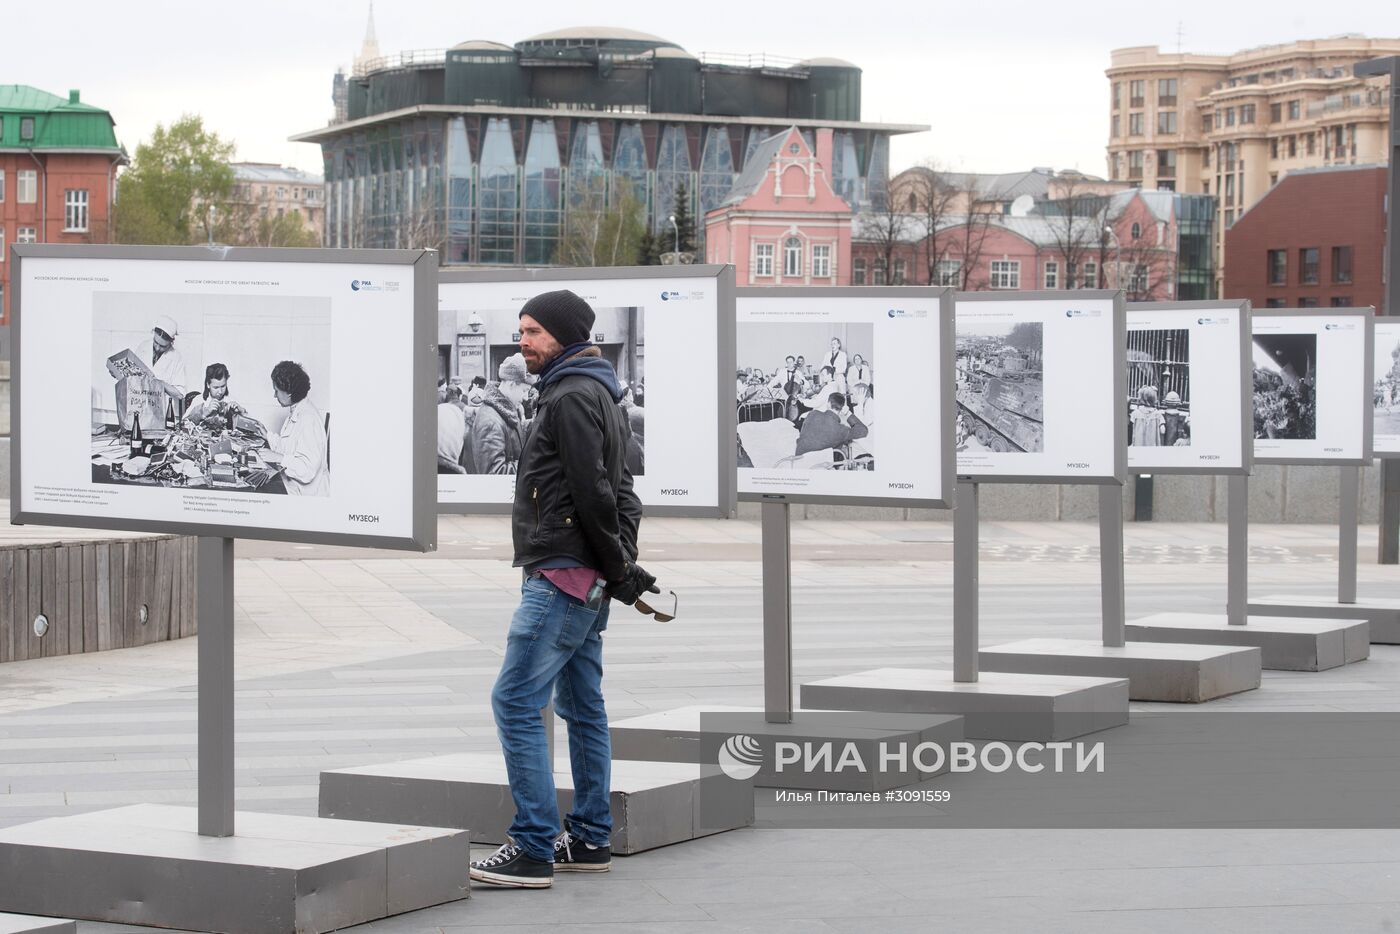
[1250,306,1374,467]
[1126,299,1253,476]
[435,264,737,519]
[734,285,955,509]
[954,289,1127,486]
[1369,317,1400,459]
[9,244,438,552]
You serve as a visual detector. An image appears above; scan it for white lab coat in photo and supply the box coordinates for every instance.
[268,398,330,496]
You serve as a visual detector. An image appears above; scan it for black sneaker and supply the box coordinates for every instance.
[552,828,611,872]
[469,841,554,888]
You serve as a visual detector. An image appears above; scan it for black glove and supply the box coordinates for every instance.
[607,563,659,606]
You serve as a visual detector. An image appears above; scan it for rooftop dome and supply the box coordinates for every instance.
[648,46,699,61]
[519,26,678,45]
[797,57,859,68]
[452,40,515,52]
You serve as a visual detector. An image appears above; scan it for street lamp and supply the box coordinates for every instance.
[1103,225,1121,290]
[467,311,483,333]
[668,213,680,261]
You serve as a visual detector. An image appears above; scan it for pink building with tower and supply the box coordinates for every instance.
[704,127,853,286]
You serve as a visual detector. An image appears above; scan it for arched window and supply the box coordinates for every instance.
[784,237,803,277]
[1130,222,1142,240]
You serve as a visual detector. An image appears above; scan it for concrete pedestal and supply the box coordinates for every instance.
[320,752,752,855]
[0,805,470,934]
[798,668,1129,741]
[1249,595,1400,644]
[1125,613,1370,672]
[0,915,74,934]
[978,639,1262,703]
[608,705,965,791]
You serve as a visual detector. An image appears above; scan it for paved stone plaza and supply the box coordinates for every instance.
[1,512,1398,932]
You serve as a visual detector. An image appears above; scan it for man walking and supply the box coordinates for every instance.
[469,290,658,889]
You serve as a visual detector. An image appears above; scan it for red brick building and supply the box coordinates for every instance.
[1223,164,1385,310]
[0,86,125,323]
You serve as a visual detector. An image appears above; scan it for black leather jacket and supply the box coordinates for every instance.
[512,368,642,582]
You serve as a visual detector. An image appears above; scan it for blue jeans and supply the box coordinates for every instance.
[491,573,612,862]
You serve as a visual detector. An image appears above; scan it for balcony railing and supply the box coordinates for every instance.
[354,49,447,77]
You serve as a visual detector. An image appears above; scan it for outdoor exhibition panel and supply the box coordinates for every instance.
[1373,317,1400,456]
[980,297,1266,703]
[1250,307,1373,466]
[955,291,1126,484]
[10,245,436,552]
[1126,300,1251,475]
[736,287,953,508]
[0,246,464,934]
[1248,308,1398,644]
[1129,308,1377,666]
[436,265,735,517]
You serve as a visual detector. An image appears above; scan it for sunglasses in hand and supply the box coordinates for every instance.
[634,590,678,622]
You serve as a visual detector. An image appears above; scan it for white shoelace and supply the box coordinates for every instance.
[476,842,520,868]
[555,831,574,862]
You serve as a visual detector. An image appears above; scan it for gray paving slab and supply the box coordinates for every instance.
[977,638,1262,702]
[1126,612,1370,671]
[0,914,75,934]
[2,517,1400,933]
[1250,594,1400,643]
[0,805,469,933]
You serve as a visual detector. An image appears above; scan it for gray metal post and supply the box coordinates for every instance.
[1357,56,1400,562]
[953,481,979,682]
[761,501,793,723]
[1226,475,1248,626]
[197,536,235,837]
[1383,463,1400,564]
[1098,484,1126,647]
[1339,466,1360,605]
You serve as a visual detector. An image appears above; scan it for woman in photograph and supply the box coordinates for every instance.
[183,363,245,427]
[1130,384,1165,447]
[1162,390,1190,446]
[846,353,872,396]
[261,360,330,496]
[824,338,849,392]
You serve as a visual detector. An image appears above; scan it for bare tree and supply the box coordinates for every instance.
[557,177,646,267]
[858,194,914,285]
[946,179,996,290]
[1042,172,1109,290]
[1114,236,1177,301]
[903,161,962,286]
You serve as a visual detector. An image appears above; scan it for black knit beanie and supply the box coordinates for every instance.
[520,290,595,347]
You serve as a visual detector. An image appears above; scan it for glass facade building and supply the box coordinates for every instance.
[297,29,924,265]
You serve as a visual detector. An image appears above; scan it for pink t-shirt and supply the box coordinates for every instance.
[541,566,603,603]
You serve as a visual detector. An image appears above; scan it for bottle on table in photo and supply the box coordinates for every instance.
[129,414,143,457]
[165,397,177,432]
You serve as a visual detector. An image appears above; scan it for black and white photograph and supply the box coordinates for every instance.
[436,305,644,476]
[955,319,1044,454]
[1127,328,1191,447]
[1253,332,1317,440]
[90,293,333,497]
[735,322,876,471]
[1373,326,1400,441]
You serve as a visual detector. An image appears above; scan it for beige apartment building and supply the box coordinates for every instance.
[1106,36,1400,292]
[229,162,326,242]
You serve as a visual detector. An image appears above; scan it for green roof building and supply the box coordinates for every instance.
[0,85,125,321]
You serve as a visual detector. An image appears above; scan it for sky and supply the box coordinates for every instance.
[12,0,1396,180]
